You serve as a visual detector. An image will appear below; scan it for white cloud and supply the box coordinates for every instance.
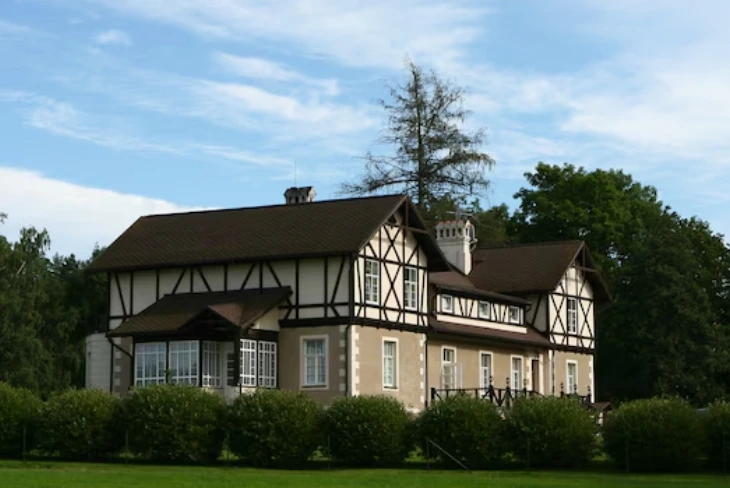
[0,167,202,258]
[0,19,41,38]
[94,29,132,46]
[215,53,339,95]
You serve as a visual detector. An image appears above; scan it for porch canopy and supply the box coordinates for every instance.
[107,287,291,340]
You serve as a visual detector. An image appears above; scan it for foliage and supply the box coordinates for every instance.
[121,385,226,464]
[228,389,322,467]
[418,395,505,468]
[603,397,704,472]
[508,163,730,404]
[341,58,494,210]
[504,396,598,468]
[0,382,42,458]
[702,400,730,469]
[324,395,413,466]
[39,388,121,460]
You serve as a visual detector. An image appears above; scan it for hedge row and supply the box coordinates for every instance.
[1,381,729,471]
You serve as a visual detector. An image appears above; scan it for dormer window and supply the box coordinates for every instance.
[478,301,491,320]
[508,306,521,324]
[441,295,454,313]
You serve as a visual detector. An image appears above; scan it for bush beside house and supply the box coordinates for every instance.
[0,382,42,458]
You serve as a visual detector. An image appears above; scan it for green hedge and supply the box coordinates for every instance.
[419,395,504,468]
[702,401,730,470]
[324,395,413,466]
[121,385,226,464]
[505,396,598,468]
[228,389,322,467]
[39,389,121,460]
[603,397,704,472]
[0,382,42,458]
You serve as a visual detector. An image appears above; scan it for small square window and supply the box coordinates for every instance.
[508,306,521,324]
[441,295,454,313]
[478,301,491,319]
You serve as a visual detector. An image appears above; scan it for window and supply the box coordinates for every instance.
[508,306,521,324]
[135,342,166,387]
[403,267,417,310]
[383,340,398,388]
[511,356,523,389]
[303,337,327,387]
[441,347,458,389]
[240,339,257,387]
[441,294,454,313]
[168,341,199,385]
[258,341,277,388]
[202,341,221,388]
[480,352,492,388]
[567,298,578,334]
[365,259,379,304]
[567,361,578,394]
[478,301,491,320]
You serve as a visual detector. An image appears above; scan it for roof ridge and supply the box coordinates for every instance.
[139,193,407,220]
[476,239,583,250]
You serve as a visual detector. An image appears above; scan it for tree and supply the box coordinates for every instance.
[508,163,730,405]
[341,58,495,213]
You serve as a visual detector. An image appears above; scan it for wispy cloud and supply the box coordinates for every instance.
[214,53,339,95]
[0,19,40,38]
[94,29,132,46]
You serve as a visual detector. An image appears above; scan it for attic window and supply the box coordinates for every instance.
[441,295,454,313]
[387,215,397,225]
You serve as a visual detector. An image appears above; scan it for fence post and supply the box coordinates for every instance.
[22,425,27,462]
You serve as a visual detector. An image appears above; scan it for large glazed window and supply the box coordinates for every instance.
[258,341,277,388]
[168,340,199,385]
[134,342,166,387]
[202,341,221,388]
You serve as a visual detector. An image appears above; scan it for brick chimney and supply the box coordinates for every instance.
[284,186,316,204]
[435,219,475,274]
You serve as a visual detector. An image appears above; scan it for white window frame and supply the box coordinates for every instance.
[134,342,167,388]
[365,259,380,305]
[240,339,257,387]
[382,338,399,389]
[441,294,454,313]
[478,301,491,320]
[566,360,578,394]
[168,340,199,386]
[301,335,328,389]
[479,351,493,389]
[258,341,277,388]
[201,341,221,388]
[441,346,458,389]
[403,266,418,311]
[567,298,578,334]
[508,306,521,324]
[511,355,524,390]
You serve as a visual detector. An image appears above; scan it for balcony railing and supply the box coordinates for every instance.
[430,376,541,408]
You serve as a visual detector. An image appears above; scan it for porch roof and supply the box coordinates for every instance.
[107,287,291,338]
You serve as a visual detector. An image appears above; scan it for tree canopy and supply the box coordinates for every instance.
[341,58,494,215]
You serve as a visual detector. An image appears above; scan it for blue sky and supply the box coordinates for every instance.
[1,0,729,258]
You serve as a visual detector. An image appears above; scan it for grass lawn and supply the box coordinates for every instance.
[0,461,726,488]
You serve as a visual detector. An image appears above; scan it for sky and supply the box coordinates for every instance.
[1,0,730,259]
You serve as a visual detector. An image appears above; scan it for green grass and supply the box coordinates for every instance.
[0,461,726,488]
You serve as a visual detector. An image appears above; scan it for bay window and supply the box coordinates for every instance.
[168,340,199,385]
[202,341,221,388]
[134,342,166,387]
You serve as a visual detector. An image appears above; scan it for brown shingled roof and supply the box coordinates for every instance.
[89,194,450,272]
[429,318,552,348]
[430,271,530,306]
[107,287,291,338]
[469,241,611,303]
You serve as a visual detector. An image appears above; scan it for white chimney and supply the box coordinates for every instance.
[435,219,475,274]
[284,186,316,204]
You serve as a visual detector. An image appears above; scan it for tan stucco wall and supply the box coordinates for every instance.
[278,325,347,405]
[552,350,593,397]
[426,338,546,393]
[356,327,425,411]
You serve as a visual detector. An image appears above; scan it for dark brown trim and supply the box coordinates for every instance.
[130,271,135,315]
[223,263,229,292]
[258,261,263,291]
[295,259,300,320]
[197,267,212,292]
[323,257,328,319]
[172,268,186,294]
[155,269,160,301]
[348,254,355,324]
[241,263,256,289]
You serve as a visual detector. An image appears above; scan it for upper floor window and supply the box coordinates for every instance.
[403,267,417,310]
[478,301,491,320]
[508,306,521,324]
[567,298,578,334]
[441,294,454,313]
[302,336,327,387]
[365,259,379,304]
[383,339,398,388]
[567,361,578,394]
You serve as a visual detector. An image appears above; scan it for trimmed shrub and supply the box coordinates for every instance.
[39,388,121,460]
[418,395,505,468]
[228,389,322,467]
[505,396,598,468]
[122,384,226,464]
[324,395,413,466]
[0,382,42,458]
[603,397,704,472]
[704,401,730,469]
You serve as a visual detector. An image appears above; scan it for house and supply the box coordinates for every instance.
[84,187,610,412]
